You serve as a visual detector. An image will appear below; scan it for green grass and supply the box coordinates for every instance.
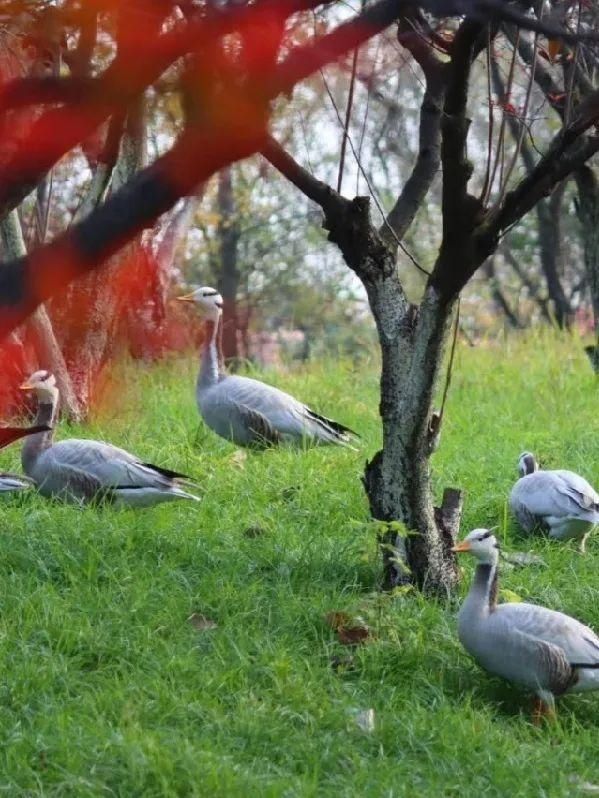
[0,330,598,796]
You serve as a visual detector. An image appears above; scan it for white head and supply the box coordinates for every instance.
[177,286,223,320]
[20,370,58,403]
[452,528,500,565]
[517,451,538,477]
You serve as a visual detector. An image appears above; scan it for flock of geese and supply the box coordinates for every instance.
[1,286,598,722]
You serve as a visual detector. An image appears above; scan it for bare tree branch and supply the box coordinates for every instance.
[380,13,446,249]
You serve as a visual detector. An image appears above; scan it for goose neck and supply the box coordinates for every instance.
[21,395,57,474]
[463,562,499,619]
[198,316,222,390]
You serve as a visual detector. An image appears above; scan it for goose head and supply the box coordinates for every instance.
[517,451,539,477]
[177,286,223,321]
[452,528,500,565]
[20,370,58,404]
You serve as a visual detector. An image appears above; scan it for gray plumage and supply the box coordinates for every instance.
[454,529,599,714]
[179,287,358,448]
[20,371,200,507]
[510,452,599,549]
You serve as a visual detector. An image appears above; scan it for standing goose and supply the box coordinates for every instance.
[0,424,50,493]
[453,528,599,720]
[510,452,599,552]
[20,371,200,506]
[178,287,358,448]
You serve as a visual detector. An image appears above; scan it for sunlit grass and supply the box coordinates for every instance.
[0,330,597,796]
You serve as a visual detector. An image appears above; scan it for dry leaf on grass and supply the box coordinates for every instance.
[230,450,247,469]
[188,613,218,632]
[337,625,371,646]
[324,612,372,646]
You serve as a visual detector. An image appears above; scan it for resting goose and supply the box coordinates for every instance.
[0,424,50,494]
[510,452,599,552]
[20,371,200,506]
[453,528,599,720]
[178,287,358,448]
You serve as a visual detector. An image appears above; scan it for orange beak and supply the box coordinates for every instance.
[177,292,196,302]
[451,540,472,553]
[19,382,34,391]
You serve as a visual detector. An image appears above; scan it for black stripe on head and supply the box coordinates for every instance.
[202,290,219,297]
[478,530,493,540]
[38,370,50,381]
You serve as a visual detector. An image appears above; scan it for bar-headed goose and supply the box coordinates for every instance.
[178,287,358,448]
[20,370,200,506]
[0,424,50,493]
[510,452,599,552]
[453,528,599,720]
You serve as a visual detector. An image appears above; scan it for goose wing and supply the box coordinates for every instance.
[209,375,356,444]
[511,472,599,522]
[38,440,192,491]
[37,459,108,502]
[495,602,599,666]
[552,470,599,513]
[228,401,281,447]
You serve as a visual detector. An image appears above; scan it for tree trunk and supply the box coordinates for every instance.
[216,166,241,366]
[322,196,460,595]
[574,165,599,373]
[536,182,572,329]
[363,281,460,593]
[0,210,83,420]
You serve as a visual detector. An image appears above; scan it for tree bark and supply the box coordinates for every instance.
[216,166,241,366]
[574,165,599,372]
[363,282,460,592]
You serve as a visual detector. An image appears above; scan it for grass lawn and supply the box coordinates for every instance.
[0,331,598,797]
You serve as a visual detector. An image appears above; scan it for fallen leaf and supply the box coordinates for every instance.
[188,613,218,632]
[337,624,371,646]
[230,450,247,469]
[325,611,372,645]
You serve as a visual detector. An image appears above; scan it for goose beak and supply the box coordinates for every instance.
[451,540,472,553]
[177,293,196,302]
[19,382,33,391]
